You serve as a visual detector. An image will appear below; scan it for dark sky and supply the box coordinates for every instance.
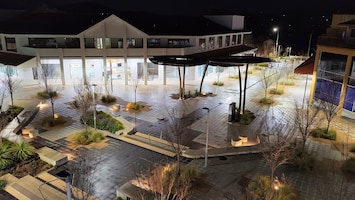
[4,0,355,15]
[3,0,355,54]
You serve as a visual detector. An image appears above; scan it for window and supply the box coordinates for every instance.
[225,36,230,46]
[64,38,80,48]
[351,28,355,38]
[5,37,16,52]
[199,38,206,49]
[107,38,123,48]
[127,38,143,48]
[94,38,103,49]
[147,38,160,47]
[28,38,57,48]
[168,39,190,48]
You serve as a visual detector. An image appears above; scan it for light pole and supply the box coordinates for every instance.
[92,84,97,130]
[203,107,209,167]
[273,27,280,57]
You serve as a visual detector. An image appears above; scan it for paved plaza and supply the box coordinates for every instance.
[1,66,355,199]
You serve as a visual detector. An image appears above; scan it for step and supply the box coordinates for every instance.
[36,171,99,200]
[5,175,67,200]
[119,135,176,157]
[134,132,189,150]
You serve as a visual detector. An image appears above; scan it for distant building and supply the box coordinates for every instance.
[309,14,355,119]
[0,11,254,86]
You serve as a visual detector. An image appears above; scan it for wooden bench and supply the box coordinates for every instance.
[36,147,68,166]
[37,172,99,200]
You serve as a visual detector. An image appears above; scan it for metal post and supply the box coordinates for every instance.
[273,27,279,57]
[92,84,97,130]
[203,107,209,167]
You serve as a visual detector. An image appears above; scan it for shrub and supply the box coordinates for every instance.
[41,115,66,127]
[311,128,336,140]
[281,81,295,86]
[239,111,255,125]
[101,94,116,103]
[342,158,355,175]
[10,141,35,161]
[229,75,239,79]
[127,102,140,110]
[5,105,24,123]
[269,88,284,95]
[257,63,269,67]
[213,81,224,86]
[292,151,315,171]
[87,111,124,133]
[247,176,298,200]
[0,143,14,170]
[73,130,105,145]
[37,90,58,99]
[259,97,274,104]
[0,178,7,189]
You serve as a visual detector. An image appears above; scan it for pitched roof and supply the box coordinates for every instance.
[0,51,35,66]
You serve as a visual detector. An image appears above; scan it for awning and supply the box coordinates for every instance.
[188,45,256,58]
[0,51,35,66]
[294,56,315,75]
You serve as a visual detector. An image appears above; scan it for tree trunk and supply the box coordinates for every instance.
[242,64,249,114]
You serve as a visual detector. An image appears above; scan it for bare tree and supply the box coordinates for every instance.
[164,109,191,174]
[317,81,341,134]
[70,86,92,132]
[2,66,21,107]
[67,151,99,200]
[38,63,55,92]
[259,67,275,99]
[0,82,7,112]
[294,101,322,151]
[272,63,283,90]
[133,162,199,200]
[260,109,296,181]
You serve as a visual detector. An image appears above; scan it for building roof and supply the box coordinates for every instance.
[0,51,35,66]
[294,56,315,74]
[338,19,355,26]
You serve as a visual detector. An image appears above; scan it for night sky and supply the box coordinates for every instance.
[3,0,355,54]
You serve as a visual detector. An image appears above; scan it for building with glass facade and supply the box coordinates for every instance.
[309,14,355,119]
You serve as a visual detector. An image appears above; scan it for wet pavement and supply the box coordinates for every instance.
[2,65,355,199]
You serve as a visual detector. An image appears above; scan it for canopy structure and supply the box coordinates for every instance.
[149,55,273,114]
[294,56,315,75]
[0,51,34,66]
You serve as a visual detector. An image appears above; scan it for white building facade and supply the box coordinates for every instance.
[0,13,253,87]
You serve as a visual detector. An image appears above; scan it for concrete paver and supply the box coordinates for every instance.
[1,65,355,200]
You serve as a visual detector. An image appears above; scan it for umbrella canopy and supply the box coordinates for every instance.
[149,56,207,66]
[209,56,273,66]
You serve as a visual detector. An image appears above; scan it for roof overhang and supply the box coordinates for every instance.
[294,56,315,75]
[0,51,35,66]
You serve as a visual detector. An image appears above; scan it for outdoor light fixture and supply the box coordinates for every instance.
[92,84,97,130]
[203,107,210,167]
[273,27,280,57]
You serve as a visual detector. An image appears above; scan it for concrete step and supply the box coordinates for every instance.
[36,171,99,200]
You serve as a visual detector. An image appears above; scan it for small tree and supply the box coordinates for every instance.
[260,108,296,181]
[2,66,21,107]
[67,151,99,200]
[38,63,55,92]
[164,109,191,174]
[294,101,322,151]
[259,67,275,99]
[317,80,341,133]
[71,82,93,132]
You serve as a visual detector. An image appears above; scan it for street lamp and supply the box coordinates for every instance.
[203,107,209,167]
[92,84,97,130]
[273,27,280,57]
